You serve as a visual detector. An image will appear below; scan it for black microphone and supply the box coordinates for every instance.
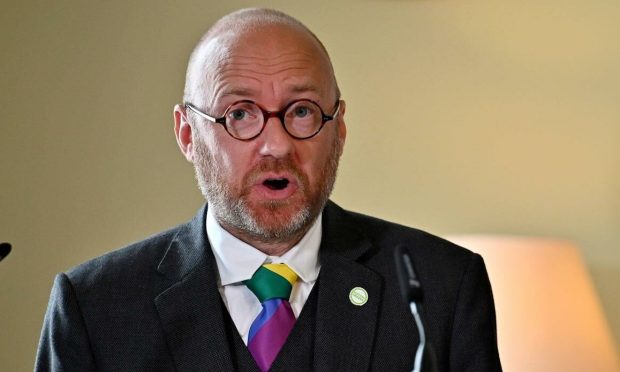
[394,245,423,303]
[0,243,11,263]
[394,245,437,372]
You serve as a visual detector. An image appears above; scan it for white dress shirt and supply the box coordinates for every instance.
[206,208,322,344]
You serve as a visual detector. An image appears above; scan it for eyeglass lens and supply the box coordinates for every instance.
[225,100,324,139]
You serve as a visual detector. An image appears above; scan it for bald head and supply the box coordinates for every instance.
[183,8,340,108]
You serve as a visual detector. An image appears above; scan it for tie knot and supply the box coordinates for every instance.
[244,263,298,303]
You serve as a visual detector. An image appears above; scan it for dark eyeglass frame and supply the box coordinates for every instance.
[184,98,341,141]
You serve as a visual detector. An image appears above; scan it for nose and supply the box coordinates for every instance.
[257,116,295,158]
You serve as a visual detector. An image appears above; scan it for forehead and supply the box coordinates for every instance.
[198,23,335,104]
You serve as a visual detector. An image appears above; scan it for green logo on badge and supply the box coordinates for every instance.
[349,287,368,306]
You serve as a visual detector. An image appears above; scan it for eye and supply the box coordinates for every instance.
[229,109,248,121]
[288,101,319,120]
[293,105,310,118]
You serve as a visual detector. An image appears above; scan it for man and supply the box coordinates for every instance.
[36,8,501,372]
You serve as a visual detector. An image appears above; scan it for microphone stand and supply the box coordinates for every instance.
[394,245,438,372]
[410,301,427,372]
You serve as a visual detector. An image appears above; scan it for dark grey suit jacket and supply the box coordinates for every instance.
[36,201,501,371]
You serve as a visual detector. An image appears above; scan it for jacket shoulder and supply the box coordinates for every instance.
[338,205,475,264]
[65,224,182,290]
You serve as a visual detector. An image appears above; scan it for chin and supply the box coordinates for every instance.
[246,199,313,239]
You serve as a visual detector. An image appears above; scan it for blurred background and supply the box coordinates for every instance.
[1,0,618,370]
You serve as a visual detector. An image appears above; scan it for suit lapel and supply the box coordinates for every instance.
[154,205,235,371]
[313,202,383,371]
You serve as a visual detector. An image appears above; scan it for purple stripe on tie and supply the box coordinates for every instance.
[247,300,295,372]
[248,298,281,342]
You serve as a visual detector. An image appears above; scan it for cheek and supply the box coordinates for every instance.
[209,136,254,181]
[299,137,337,180]
[194,128,230,175]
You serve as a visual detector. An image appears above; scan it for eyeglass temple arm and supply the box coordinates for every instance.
[185,103,218,123]
[327,100,342,120]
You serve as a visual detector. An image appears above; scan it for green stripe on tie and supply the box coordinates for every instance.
[244,266,293,303]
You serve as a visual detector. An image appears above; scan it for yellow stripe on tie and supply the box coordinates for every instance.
[263,264,298,285]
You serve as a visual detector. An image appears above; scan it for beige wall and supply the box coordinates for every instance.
[1,0,618,370]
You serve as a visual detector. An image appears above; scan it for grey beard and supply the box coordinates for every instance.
[192,135,341,244]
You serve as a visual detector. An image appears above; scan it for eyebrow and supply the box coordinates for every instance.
[219,87,258,98]
[288,83,322,95]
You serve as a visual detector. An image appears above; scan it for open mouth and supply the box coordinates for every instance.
[263,178,290,190]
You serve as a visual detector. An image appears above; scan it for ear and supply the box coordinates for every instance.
[336,100,347,156]
[174,104,194,162]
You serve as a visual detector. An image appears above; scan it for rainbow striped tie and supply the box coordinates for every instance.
[244,263,298,371]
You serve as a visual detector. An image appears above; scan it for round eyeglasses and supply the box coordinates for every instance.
[185,99,341,140]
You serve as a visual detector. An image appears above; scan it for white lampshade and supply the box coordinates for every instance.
[446,235,620,372]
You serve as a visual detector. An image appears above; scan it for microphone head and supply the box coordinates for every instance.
[394,244,423,303]
[0,243,12,262]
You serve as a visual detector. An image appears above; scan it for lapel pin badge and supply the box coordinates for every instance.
[349,287,368,306]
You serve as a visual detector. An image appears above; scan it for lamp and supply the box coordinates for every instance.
[446,235,620,372]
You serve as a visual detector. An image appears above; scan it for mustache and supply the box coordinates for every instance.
[243,157,307,188]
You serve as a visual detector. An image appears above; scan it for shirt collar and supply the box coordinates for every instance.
[206,207,322,286]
